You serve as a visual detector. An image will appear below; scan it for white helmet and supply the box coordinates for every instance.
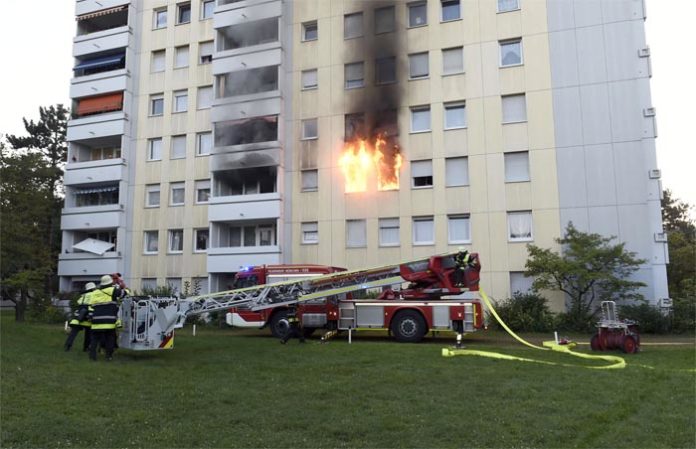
[85,282,96,291]
[100,274,113,287]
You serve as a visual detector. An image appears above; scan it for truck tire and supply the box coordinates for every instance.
[391,310,427,343]
[269,310,289,339]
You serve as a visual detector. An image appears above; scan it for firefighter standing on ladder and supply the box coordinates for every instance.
[453,247,472,288]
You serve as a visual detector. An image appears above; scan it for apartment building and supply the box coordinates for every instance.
[59,0,669,309]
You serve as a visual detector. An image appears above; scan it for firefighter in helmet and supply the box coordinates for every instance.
[453,247,472,288]
[87,275,123,361]
[64,282,96,352]
[280,307,305,344]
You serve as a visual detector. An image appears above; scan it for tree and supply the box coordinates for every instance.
[525,223,647,331]
[661,189,696,297]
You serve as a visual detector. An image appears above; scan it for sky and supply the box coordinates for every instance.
[0,0,694,211]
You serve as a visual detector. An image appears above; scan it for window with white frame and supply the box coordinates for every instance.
[171,135,187,159]
[408,2,427,27]
[500,38,522,66]
[379,218,400,246]
[376,57,396,85]
[173,90,188,113]
[510,271,533,294]
[144,231,159,253]
[502,94,527,123]
[302,21,318,41]
[196,132,212,155]
[301,222,318,244]
[301,169,318,192]
[154,8,167,29]
[301,118,318,140]
[150,94,164,116]
[504,151,530,182]
[146,184,160,207]
[199,41,213,64]
[409,52,429,79]
[448,215,471,243]
[444,102,466,129]
[411,160,433,188]
[195,179,210,203]
[442,47,464,74]
[410,106,431,132]
[151,50,165,73]
[148,138,162,161]
[498,0,520,13]
[141,278,157,290]
[169,229,184,253]
[194,229,209,252]
[508,211,533,241]
[375,6,395,34]
[177,2,191,24]
[344,12,363,39]
[445,157,469,187]
[197,85,213,109]
[302,69,318,90]
[346,220,367,248]
[345,62,364,89]
[175,45,189,68]
[229,225,274,247]
[201,0,214,19]
[441,0,461,21]
[413,216,434,245]
[170,182,185,206]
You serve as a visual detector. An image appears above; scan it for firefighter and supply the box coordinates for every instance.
[87,275,122,361]
[280,308,305,344]
[64,282,96,352]
[453,247,472,288]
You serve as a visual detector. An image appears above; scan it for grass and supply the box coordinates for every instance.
[1,313,694,449]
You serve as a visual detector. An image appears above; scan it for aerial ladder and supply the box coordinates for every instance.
[118,251,483,350]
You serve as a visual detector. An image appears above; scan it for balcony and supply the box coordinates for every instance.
[76,0,130,17]
[209,193,281,222]
[72,92,124,120]
[65,161,125,185]
[208,219,280,272]
[207,249,281,273]
[61,205,124,231]
[73,50,126,78]
[213,115,277,148]
[73,24,131,58]
[58,252,121,277]
[67,111,127,141]
[76,5,128,37]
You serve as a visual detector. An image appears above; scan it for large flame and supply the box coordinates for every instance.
[339,134,402,193]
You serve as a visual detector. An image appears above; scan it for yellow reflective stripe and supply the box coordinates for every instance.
[479,288,545,350]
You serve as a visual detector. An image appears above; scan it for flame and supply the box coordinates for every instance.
[339,133,402,193]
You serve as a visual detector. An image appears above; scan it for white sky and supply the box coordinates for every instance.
[0,0,694,210]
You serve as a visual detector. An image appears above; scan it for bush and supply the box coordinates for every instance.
[27,296,68,324]
[554,311,594,333]
[619,302,671,334]
[488,292,555,333]
[671,294,695,334]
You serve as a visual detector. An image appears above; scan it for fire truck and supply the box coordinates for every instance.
[117,252,485,350]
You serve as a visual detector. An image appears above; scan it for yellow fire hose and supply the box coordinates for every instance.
[442,288,627,370]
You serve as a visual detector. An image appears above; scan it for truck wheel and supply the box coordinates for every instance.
[269,310,289,339]
[391,310,427,343]
[622,335,638,354]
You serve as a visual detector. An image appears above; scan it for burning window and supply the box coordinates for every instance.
[215,166,277,196]
[339,133,402,193]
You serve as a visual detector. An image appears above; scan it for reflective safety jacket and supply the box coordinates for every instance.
[69,292,92,327]
[454,251,471,268]
[89,287,120,330]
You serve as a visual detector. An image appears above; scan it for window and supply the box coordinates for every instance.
[194,229,209,252]
[502,94,527,123]
[411,160,433,188]
[344,113,365,139]
[169,229,184,253]
[510,271,532,294]
[445,157,469,187]
[504,151,530,182]
[151,50,165,73]
[448,215,471,243]
[500,39,522,66]
[199,41,213,64]
[302,21,318,41]
[218,17,279,51]
[197,132,212,155]
[408,2,427,27]
[345,62,364,89]
[302,118,318,140]
[195,179,210,203]
[201,0,214,19]
[302,69,318,90]
[170,182,185,206]
[375,57,396,85]
[154,8,167,29]
[144,231,159,253]
[171,135,187,159]
[444,102,466,129]
[301,222,318,244]
[508,211,533,241]
[175,45,189,68]
[346,220,367,248]
[141,278,157,290]
[379,218,400,247]
[344,12,363,39]
[442,47,464,74]
[301,170,318,192]
[166,278,182,294]
[150,94,164,116]
[409,52,429,79]
[216,66,278,98]
[173,90,188,113]
[177,3,191,24]
[413,217,434,245]
[498,0,520,13]
[197,85,213,109]
[148,138,162,161]
[376,109,398,136]
[442,0,461,21]
[410,106,431,133]
[375,6,395,34]
[146,184,160,207]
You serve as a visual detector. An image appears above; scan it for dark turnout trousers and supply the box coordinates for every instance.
[89,330,116,360]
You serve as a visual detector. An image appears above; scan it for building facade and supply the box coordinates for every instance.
[59,0,668,308]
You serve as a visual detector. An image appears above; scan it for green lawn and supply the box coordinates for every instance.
[1,314,694,448]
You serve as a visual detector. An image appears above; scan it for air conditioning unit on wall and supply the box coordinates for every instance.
[649,169,661,179]
[654,232,667,242]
